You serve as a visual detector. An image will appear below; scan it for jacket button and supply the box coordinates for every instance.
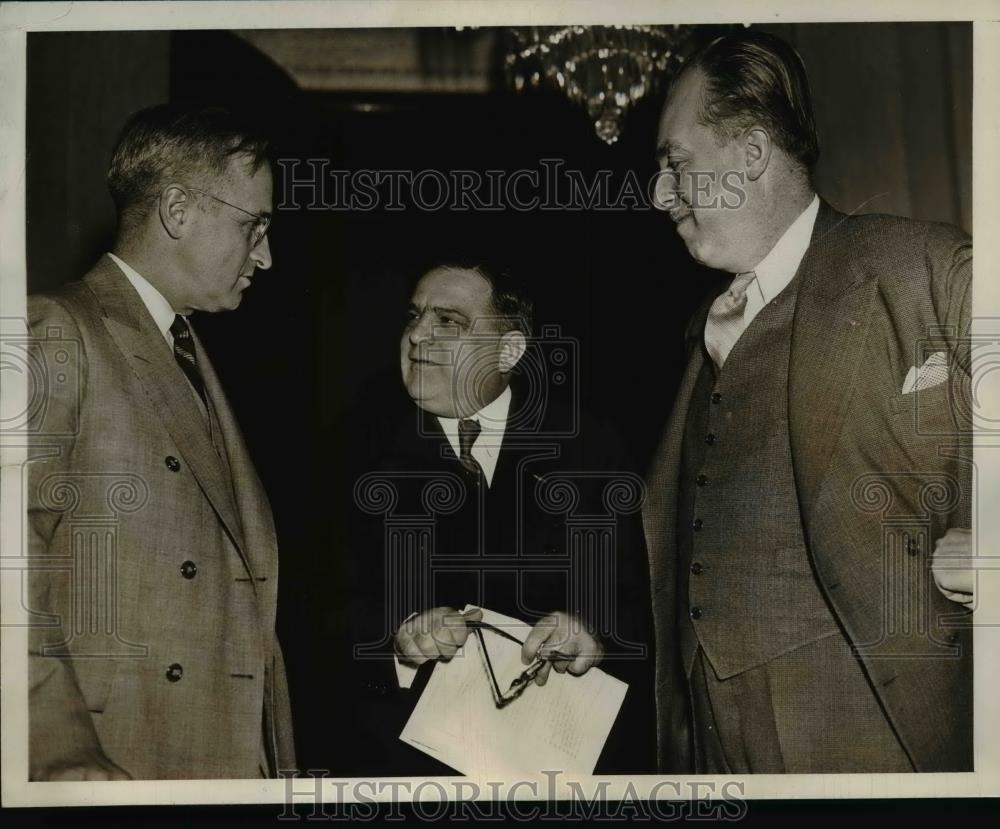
[711,392,722,404]
[906,539,919,557]
[691,562,704,575]
[692,518,703,531]
[696,473,708,487]
[165,663,184,682]
[690,606,703,620]
[180,560,198,579]
[704,433,716,445]
[165,456,181,472]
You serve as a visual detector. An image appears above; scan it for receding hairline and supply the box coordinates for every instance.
[412,264,530,335]
[416,265,494,296]
[656,66,712,153]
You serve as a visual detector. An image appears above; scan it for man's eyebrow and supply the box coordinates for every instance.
[431,305,469,320]
[656,140,680,161]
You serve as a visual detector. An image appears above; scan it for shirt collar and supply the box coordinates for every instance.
[437,385,512,451]
[750,194,820,304]
[108,252,178,344]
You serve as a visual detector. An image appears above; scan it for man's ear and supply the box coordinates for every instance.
[744,127,772,182]
[159,184,193,240]
[498,330,527,373]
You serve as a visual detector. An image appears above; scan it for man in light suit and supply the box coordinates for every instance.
[644,31,972,773]
[27,104,296,780]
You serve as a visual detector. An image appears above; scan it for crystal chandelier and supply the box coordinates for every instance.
[505,25,696,145]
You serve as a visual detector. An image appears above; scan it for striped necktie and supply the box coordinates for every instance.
[704,271,757,369]
[170,315,207,405]
[457,417,483,479]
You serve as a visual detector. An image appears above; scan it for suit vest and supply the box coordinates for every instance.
[676,277,841,679]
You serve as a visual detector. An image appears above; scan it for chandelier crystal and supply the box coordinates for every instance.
[505,25,696,145]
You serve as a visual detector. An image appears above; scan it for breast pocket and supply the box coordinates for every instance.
[889,379,959,434]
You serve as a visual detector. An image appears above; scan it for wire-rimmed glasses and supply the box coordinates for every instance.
[187,187,271,247]
[467,620,570,709]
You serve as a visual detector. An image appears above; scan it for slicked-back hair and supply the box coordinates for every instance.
[426,261,534,337]
[107,104,270,234]
[683,30,819,171]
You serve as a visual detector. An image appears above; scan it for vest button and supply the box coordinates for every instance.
[711,392,722,404]
[906,539,919,556]
[165,455,181,472]
[690,606,703,620]
[696,473,708,487]
[165,663,184,682]
[180,560,198,579]
[690,562,704,575]
[692,518,703,531]
[704,433,716,445]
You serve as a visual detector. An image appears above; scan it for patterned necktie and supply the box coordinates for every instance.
[169,315,207,405]
[704,270,757,370]
[457,417,483,478]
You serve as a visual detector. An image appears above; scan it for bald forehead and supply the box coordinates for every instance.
[657,68,708,156]
[413,267,493,309]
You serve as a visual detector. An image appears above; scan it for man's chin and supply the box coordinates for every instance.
[408,395,457,419]
[680,233,708,265]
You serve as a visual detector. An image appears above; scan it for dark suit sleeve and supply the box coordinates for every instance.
[25,295,114,779]
[581,416,657,773]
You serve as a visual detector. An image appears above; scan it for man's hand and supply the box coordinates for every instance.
[393,606,483,666]
[521,612,604,686]
[932,527,974,605]
[32,749,132,781]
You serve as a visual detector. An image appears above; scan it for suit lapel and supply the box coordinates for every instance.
[86,257,251,563]
[417,407,460,468]
[191,325,264,585]
[788,201,879,516]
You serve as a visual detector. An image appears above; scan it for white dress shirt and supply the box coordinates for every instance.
[435,385,512,488]
[108,253,179,345]
[109,252,209,418]
[741,194,820,326]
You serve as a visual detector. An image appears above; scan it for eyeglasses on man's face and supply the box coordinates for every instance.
[187,187,271,248]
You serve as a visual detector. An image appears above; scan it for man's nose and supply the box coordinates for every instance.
[408,313,432,344]
[250,234,273,271]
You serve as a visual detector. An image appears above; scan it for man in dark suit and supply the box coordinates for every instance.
[644,31,973,773]
[26,105,296,779]
[339,262,654,775]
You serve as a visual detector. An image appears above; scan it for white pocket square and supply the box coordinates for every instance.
[901,351,949,395]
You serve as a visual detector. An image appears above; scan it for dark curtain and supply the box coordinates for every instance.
[766,22,971,234]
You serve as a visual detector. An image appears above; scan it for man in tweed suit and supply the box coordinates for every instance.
[645,31,972,773]
[27,105,296,780]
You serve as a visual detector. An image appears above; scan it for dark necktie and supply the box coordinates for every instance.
[457,417,483,478]
[170,315,207,405]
